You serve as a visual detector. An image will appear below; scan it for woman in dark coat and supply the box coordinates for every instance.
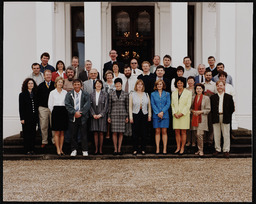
[90,79,108,155]
[108,78,129,155]
[19,78,38,155]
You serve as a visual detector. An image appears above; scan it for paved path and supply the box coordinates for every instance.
[3,158,252,202]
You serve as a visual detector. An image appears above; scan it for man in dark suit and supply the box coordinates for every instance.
[153,65,171,92]
[163,55,177,83]
[71,56,84,79]
[195,64,206,84]
[37,70,55,148]
[65,79,90,157]
[79,60,99,82]
[210,80,234,158]
[103,49,124,80]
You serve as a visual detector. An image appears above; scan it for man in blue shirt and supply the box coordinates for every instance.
[40,52,55,73]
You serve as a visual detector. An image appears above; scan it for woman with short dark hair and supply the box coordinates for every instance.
[171,77,192,155]
[191,83,210,156]
[90,79,108,155]
[19,78,38,155]
[52,60,67,82]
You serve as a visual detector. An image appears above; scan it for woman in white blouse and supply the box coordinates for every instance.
[48,76,68,156]
[129,79,151,155]
[112,62,125,81]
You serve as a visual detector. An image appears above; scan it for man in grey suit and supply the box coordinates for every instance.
[71,56,84,79]
[83,68,104,94]
[65,79,90,157]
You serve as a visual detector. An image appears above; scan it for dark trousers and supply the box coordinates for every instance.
[22,121,37,152]
[70,118,88,151]
[132,110,148,151]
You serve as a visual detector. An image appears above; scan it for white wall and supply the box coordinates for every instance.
[4,2,38,138]
[235,3,253,130]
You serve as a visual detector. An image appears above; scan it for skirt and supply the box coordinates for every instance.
[153,117,169,128]
[90,106,107,132]
[52,106,68,131]
[111,115,126,133]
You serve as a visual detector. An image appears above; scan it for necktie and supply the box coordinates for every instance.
[46,81,50,88]
[75,93,79,111]
[201,75,204,83]
[93,80,96,89]
[133,70,136,74]
[125,79,129,93]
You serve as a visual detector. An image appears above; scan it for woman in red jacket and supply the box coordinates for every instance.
[52,60,67,82]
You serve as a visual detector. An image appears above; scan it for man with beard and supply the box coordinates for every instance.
[63,66,76,92]
[122,65,137,137]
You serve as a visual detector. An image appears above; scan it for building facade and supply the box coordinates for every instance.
[3,2,253,139]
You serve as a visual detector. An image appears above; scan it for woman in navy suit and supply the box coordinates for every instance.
[19,78,38,155]
[151,79,171,155]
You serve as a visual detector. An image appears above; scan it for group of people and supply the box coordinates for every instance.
[19,51,235,158]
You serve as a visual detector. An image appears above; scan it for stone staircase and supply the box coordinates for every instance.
[3,128,252,160]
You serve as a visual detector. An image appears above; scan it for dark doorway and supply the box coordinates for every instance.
[71,7,85,68]
[112,6,154,68]
[188,5,195,67]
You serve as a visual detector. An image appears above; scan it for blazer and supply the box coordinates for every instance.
[79,70,100,82]
[90,90,108,117]
[108,90,129,118]
[103,61,124,78]
[37,81,55,108]
[51,71,67,82]
[19,90,38,123]
[171,88,192,116]
[65,90,91,124]
[195,75,205,84]
[210,93,234,124]
[191,95,211,131]
[83,79,105,95]
[150,90,171,119]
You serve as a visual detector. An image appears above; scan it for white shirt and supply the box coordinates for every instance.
[171,78,176,92]
[122,75,137,93]
[113,72,125,82]
[131,68,143,77]
[183,67,198,78]
[203,80,217,95]
[57,70,65,78]
[217,92,224,113]
[96,90,100,106]
[225,83,235,103]
[48,89,67,112]
[198,74,205,83]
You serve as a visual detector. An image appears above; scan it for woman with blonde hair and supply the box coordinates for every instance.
[48,76,68,156]
[129,79,151,155]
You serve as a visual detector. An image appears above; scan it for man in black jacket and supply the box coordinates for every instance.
[210,80,234,158]
[37,70,55,148]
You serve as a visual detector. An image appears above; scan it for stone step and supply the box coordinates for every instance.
[3,152,252,161]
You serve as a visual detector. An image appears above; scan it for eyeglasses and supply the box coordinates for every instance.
[32,68,40,69]
[131,62,137,64]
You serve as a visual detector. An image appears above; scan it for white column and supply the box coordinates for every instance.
[36,2,55,66]
[157,3,171,61]
[201,3,217,66]
[84,2,102,77]
[170,2,188,67]
[216,3,238,129]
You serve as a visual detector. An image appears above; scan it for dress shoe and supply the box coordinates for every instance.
[195,151,200,155]
[155,152,160,155]
[25,152,32,155]
[99,152,103,155]
[132,151,137,156]
[199,151,204,156]
[118,152,123,155]
[213,151,220,157]
[179,152,184,155]
[223,152,230,158]
[61,152,65,156]
[174,150,180,154]
[41,144,46,148]
[113,151,118,156]
[163,153,167,155]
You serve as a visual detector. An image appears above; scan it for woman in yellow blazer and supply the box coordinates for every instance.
[171,77,192,155]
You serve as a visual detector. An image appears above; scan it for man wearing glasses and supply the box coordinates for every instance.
[130,58,143,77]
[28,63,44,85]
[83,68,104,94]
[103,49,124,79]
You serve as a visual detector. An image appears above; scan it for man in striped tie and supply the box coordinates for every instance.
[65,79,90,157]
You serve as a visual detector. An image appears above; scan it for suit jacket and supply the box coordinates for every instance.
[171,88,192,116]
[108,90,129,118]
[19,90,38,123]
[79,70,100,82]
[65,90,90,124]
[103,61,124,78]
[210,93,234,124]
[191,95,211,131]
[83,79,105,95]
[150,90,171,119]
[90,90,108,117]
[195,75,205,84]
[37,81,55,108]
[51,71,67,82]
